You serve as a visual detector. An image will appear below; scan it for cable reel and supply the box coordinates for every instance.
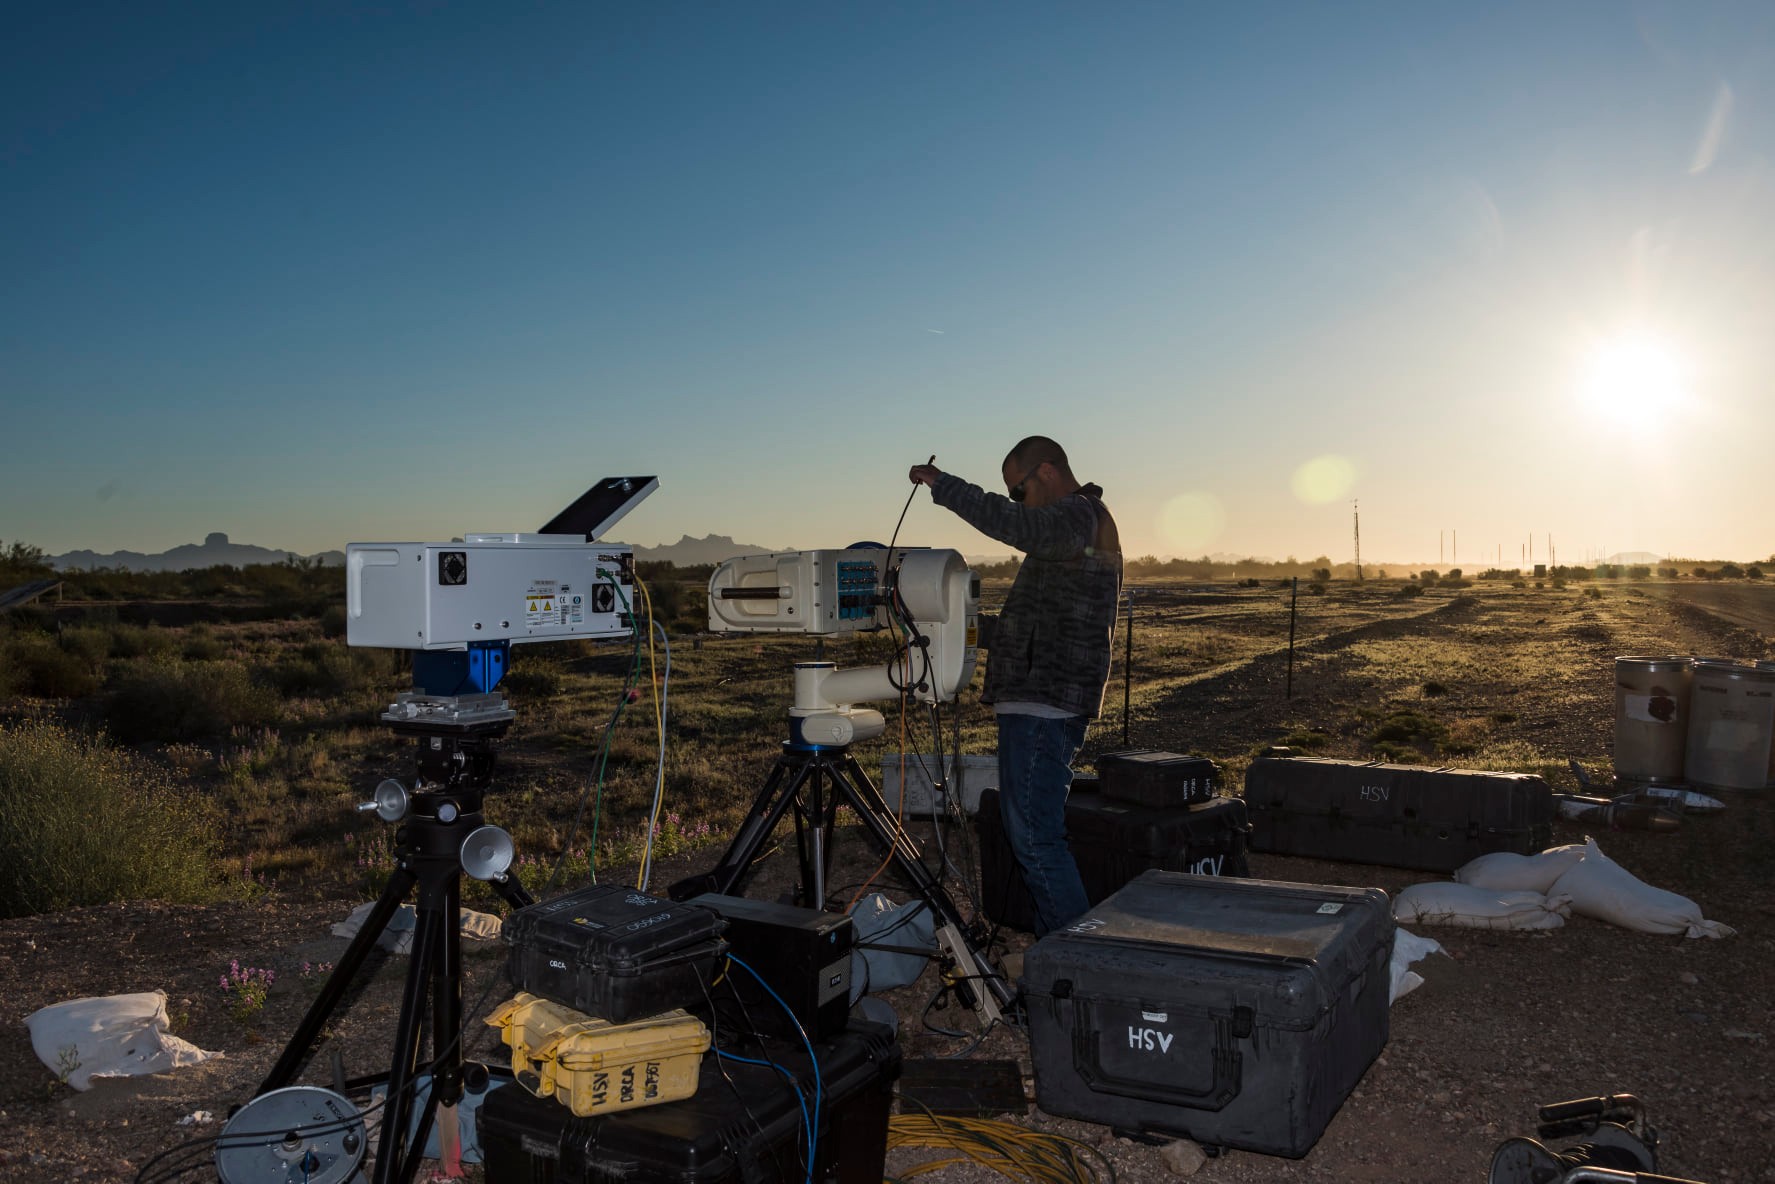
[215,1085,367,1184]
[1488,1093,1707,1184]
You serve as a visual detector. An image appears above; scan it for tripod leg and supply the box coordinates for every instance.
[669,756,806,899]
[834,754,1013,1019]
[375,877,450,1184]
[259,864,418,1095]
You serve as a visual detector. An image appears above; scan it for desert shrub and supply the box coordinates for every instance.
[109,623,178,659]
[503,658,564,699]
[1368,709,1448,752]
[1395,584,1425,599]
[1585,586,1603,600]
[1422,681,1448,696]
[1282,728,1331,750]
[60,626,113,665]
[106,658,281,742]
[0,720,226,917]
[1749,567,1764,580]
[1512,579,1526,589]
[1719,563,1745,579]
[9,635,102,698]
[182,625,228,661]
[1627,565,1651,580]
[320,604,348,638]
[264,643,378,699]
[1306,581,1326,596]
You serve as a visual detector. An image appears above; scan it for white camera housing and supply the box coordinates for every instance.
[345,535,635,650]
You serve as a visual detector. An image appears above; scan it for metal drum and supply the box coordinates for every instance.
[1684,659,1775,791]
[1612,656,1692,785]
[1761,661,1775,784]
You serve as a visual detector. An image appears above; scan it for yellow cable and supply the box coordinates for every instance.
[885,1111,1115,1184]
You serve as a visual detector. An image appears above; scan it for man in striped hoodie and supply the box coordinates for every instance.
[910,437,1122,935]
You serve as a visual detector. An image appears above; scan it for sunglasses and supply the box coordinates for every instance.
[1008,462,1042,503]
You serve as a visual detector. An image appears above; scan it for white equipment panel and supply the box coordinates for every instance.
[346,537,634,649]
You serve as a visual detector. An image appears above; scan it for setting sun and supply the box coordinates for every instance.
[1578,333,1692,428]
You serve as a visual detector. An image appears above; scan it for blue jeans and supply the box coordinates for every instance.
[996,712,1090,936]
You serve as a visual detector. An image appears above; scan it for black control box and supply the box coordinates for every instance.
[694,894,854,1041]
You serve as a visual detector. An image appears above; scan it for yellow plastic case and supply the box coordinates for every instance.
[487,992,710,1117]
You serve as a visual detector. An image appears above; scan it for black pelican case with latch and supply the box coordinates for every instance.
[480,1018,900,1183]
[504,885,728,1023]
[1243,750,1553,872]
[1022,869,1393,1158]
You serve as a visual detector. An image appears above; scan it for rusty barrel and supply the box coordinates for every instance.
[1612,656,1692,786]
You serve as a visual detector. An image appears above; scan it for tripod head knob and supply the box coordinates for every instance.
[357,779,410,823]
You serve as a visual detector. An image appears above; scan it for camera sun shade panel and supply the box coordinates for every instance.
[536,476,659,541]
[345,538,635,650]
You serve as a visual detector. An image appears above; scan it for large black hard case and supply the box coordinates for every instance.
[504,885,728,1023]
[479,1020,900,1184]
[977,787,1249,933]
[1023,869,1393,1158]
[1243,752,1553,872]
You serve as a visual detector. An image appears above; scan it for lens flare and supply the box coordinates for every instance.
[1158,492,1226,553]
[1291,455,1356,505]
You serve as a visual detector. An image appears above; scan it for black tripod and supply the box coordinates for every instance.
[670,733,1013,1020]
[255,717,532,1184]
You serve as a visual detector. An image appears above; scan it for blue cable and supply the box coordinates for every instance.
[715,1050,813,1177]
[727,955,823,1184]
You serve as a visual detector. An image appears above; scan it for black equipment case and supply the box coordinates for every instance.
[1023,869,1393,1158]
[480,1019,900,1183]
[1242,751,1553,872]
[977,787,1249,933]
[1096,749,1219,808]
[692,894,854,1041]
[504,885,728,1023]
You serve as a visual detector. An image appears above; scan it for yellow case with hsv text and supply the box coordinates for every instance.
[487,992,709,1117]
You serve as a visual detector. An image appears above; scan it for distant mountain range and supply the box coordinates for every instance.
[631,534,777,566]
[51,533,346,573]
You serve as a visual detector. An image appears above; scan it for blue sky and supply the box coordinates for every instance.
[5,2,1772,565]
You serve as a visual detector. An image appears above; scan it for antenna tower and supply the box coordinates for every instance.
[1352,500,1363,582]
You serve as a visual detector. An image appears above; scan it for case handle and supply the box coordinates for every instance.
[1069,1002,1250,1111]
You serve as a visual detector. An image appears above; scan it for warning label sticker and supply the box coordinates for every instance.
[526,580,585,628]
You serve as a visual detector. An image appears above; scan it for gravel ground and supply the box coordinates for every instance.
[1,582,1770,1184]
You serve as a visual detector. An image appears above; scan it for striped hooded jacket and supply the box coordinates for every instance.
[930,472,1122,718]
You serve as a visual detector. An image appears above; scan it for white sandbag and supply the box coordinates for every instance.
[25,991,220,1090]
[1454,844,1587,893]
[1388,928,1446,1003]
[1547,838,1735,939]
[332,902,503,954]
[1393,882,1571,930]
